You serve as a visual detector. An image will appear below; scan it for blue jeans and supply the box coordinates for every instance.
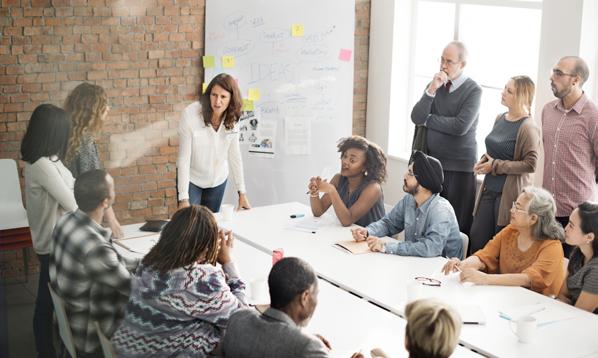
[34,254,56,358]
[188,180,227,213]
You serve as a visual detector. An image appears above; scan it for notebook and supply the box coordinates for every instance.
[333,240,370,254]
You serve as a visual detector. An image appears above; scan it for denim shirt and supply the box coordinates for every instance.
[365,194,462,258]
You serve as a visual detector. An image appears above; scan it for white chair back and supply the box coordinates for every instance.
[48,284,78,358]
[94,321,117,358]
[0,159,29,230]
[460,232,469,260]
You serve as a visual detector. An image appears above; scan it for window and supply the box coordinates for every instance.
[389,0,543,159]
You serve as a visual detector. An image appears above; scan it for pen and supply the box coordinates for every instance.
[290,214,305,218]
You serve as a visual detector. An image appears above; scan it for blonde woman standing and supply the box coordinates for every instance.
[469,76,540,255]
[64,82,123,238]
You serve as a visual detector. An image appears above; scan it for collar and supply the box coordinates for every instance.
[554,92,588,114]
[415,193,438,212]
[449,73,468,93]
[262,307,298,327]
[73,209,112,242]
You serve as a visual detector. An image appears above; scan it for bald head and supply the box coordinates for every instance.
[560,56,589,86]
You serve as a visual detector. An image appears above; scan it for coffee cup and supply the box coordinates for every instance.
[510,315,537,343]
[221,204,234,221]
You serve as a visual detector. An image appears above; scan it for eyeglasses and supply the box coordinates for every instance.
[414,276,441,287]
[511,201,528,214]
[552,69,577,78]
[439,57,460,66]
[407,169,416,177]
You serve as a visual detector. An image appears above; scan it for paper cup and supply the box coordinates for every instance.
[221,204,234,221]
[510,315,537,343]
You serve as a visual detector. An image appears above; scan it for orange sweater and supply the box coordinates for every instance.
[474,225,565,297]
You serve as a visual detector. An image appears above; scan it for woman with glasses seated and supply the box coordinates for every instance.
[442,186,565,297]
[469,76,540,255]
[558,202,598,312]
[308,135,387,227]
[111,205,247,357]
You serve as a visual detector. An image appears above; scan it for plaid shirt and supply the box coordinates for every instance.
[542,93,598,217]
[49,209,138,354]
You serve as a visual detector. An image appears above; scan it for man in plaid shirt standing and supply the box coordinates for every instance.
[542,56,598,256]
[50,169,138,357]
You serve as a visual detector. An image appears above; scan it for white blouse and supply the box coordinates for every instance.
[24,156,77,255]
[176,101,246,201]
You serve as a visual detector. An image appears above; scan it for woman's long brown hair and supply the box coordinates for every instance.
[199,73,243,130]
[142,205,220,273]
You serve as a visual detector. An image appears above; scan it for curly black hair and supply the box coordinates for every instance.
[337,135,387,183]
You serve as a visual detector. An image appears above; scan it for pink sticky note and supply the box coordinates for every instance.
[339,48,352,62]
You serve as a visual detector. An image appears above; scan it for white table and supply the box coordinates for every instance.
[216,202,598,358]
[115,224,480,358]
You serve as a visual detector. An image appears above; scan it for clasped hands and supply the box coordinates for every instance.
[473,153,494,175]
[307,176,335,196]
[441,258,488,285]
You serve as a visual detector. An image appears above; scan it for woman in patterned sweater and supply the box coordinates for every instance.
[111,205,248,357]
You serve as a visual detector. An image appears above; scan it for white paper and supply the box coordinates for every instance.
[114,236,158,255]
[248,119,276,158]
[284,117,311,155]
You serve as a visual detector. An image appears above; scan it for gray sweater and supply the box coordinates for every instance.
[411,78,482,172]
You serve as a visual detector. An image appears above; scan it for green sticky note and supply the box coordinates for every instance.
[222,56,235,68]
[242,99,254,111]
[291,23,304,37]
[248,88,261,101]
[202,56,215,68]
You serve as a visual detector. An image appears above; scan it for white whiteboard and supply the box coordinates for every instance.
[205,0,355,207]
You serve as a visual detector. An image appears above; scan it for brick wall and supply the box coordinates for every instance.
[0,0,370,278]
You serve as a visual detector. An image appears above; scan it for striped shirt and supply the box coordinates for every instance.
[567,248,598,305]
[542,93,598,217]
[49,209,138,354]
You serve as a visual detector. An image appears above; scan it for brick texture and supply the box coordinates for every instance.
[0,0,370,278]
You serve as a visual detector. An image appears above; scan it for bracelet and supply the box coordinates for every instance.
[310,194,319,198]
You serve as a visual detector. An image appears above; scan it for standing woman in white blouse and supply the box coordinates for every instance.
[177,73,251,212]
[21,104,77,358]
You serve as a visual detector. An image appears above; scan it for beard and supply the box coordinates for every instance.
[403,180,420,196]
[551,82,572,99]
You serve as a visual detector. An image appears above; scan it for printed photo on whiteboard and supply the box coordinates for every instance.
[248,119,276,158]
[238,110,260,146]
[284,116,311,155]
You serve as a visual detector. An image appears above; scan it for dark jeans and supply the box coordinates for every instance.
[440,170,476,236]
[469,189,504,256]
[556,216,574,257]
[34,254,56,358]
[188,179,228,213]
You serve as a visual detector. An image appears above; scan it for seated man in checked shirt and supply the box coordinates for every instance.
[50,169,139,358]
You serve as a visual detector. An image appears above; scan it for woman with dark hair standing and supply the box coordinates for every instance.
[64,82,123,238]
[469,76,540,255]
[308,135,387,227]
[21,104,78,358]
[111,205,247,357]
[177,73,250,213]
[558,202,598,312]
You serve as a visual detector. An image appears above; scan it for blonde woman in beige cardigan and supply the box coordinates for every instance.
[468,76,541,255]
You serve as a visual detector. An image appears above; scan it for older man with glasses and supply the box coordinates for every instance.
[411,41,482,237]
[542,56,598,257]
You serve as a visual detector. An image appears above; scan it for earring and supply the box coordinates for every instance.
[364,170,368,176]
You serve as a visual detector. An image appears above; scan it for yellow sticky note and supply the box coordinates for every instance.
[248,88,261,101]
[242,99,254,111]
[222,56,235,68]
[202,56,215,68]
[291,23,304,37]
[202,83,208,94]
